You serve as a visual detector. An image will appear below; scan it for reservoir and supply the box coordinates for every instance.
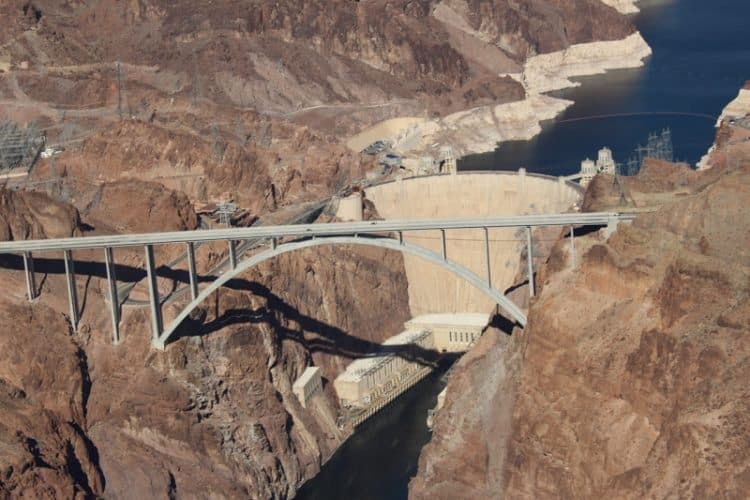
[300,0,748,497]
[460,0,750,174]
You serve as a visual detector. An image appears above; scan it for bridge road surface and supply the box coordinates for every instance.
[0,212,636,347]
[0,213,635,253]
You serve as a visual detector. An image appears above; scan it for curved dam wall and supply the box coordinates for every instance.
[364,171,582,316]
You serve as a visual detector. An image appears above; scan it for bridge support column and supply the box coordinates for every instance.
[526,226,535,297]
[228,240,237,270]
[144,244,163,347]
[104,247,120,344]
[63,249,79,331]
[605,216,619,238]
[187,242,198,300]
[22,252,36,301]
[483,227,491,286]
[570,226,576,268]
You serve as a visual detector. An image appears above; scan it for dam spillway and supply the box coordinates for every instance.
[364,170,583,316]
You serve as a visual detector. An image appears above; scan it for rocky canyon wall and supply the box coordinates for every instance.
[0,185,411,498]
[411,130,750,498]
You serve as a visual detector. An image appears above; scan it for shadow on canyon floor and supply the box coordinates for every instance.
[173,279,445,368]
[0,253,445,368]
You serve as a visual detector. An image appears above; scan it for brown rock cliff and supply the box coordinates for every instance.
[413,150,750,498]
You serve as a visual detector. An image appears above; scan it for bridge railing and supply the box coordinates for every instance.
[0,212,635,349]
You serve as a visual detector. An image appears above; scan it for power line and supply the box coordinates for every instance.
[557,111,717,124]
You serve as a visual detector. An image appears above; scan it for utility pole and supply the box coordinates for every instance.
[116,61,122,119]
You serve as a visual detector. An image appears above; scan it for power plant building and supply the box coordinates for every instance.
[334,329,433,408]
[405,313,490,352]
[580,158,597,186]
[293,366,323,408]
[334,313,491,415]
[596,147,616,175]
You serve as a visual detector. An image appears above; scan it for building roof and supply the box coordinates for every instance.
[293,366,320,390]
[406,313,491,328]
[336,329,431,383]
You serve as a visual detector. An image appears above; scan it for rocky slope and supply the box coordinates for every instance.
[0,184,412,498]
[0,0,643,173]
[411,131,750,497]
[0,1,656,497]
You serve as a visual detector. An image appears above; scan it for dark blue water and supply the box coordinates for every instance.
[300,2,747,498]
[296,367,448,500]
[460,0,750,175]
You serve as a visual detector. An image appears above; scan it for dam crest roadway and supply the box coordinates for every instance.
[0,211,635,350]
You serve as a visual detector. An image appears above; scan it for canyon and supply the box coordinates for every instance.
[3,0,747,499]
[410,106,750,498]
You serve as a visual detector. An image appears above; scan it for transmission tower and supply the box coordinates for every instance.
[217,202,237,226]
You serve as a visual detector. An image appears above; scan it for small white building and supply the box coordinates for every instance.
[293,366,323,408]
[596,147,616,175]
[580,158,596,186]
[405,313,490,353]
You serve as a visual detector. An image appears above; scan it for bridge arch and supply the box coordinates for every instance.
[155,235,527,348]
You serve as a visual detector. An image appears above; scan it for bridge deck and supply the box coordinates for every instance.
[0,211,637,349]
[0,212,635,253]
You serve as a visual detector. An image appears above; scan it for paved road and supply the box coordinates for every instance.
[0,212,635,253]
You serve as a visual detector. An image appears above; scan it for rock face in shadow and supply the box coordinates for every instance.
[412,154,750,497]
[459,0,633,56]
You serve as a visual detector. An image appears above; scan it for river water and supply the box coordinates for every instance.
[296,366,449,500]
[299,1,747,497]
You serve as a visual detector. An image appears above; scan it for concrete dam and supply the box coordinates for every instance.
[324,170,583,424]
[363,170,583,316]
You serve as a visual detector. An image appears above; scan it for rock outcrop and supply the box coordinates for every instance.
[0,302,104,498]
[0,1,663,497]
[411,130,750,498]
[0,187,412,498]
[0,189,80,241]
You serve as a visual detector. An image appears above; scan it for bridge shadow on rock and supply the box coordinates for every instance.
[0,253,148,283]
[171,280,443,368]
[0,253,240,286]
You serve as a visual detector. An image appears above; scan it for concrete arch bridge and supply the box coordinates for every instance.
[0,213,634,350]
